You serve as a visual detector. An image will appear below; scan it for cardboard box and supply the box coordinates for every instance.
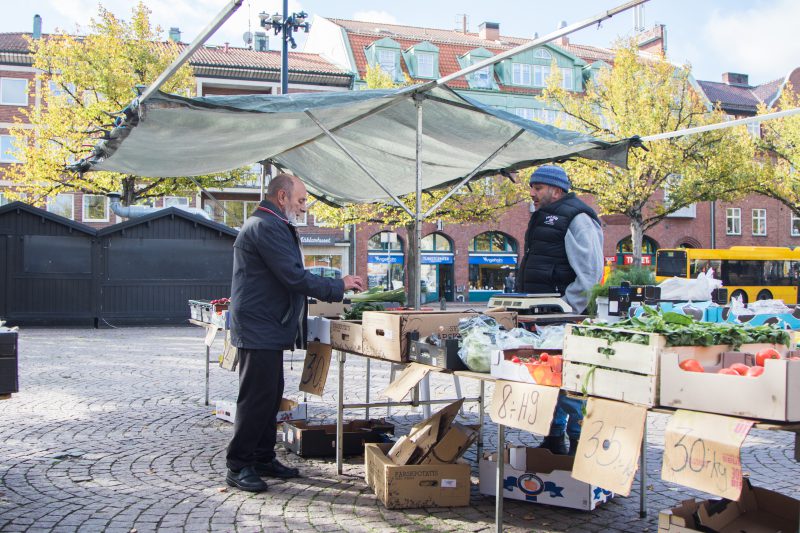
[361,310,516,363]
[215,398,307,424]
[306,316,332,344]
[490,348,562,386]
[387,398,465,465]
[282,419,394,457]
[659,350,800,421]
[658,479,800,532]
[330,320,363,353]
[479,447,613,511]
[365,443,471,509]
[210,309,229,330]
[308,298,348,318]
[419,422,479,465]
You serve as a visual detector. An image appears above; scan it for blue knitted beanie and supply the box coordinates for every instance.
[529,165,570,192]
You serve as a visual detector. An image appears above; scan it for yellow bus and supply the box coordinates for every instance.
[655,246,800,304]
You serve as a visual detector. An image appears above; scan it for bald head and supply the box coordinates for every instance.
[267,173,307,222]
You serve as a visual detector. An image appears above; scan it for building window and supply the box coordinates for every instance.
[726,208,741,235]
[164,196,189,207]
[472,66,493,88]
[0,78,28,106]
[792,213,800,237]
[752,208,766,236]
[533,48,551,60]
[471,231,517,253]
[417,51,435,77]
[560,67,574,90]
[305,255,342,279]
[0,135,22,163]
[746,121,760,138]
[83,194,109,222]
[533,64,551,87]
[47,194,74,219]
[421,232,452,252]
[514,108,534,120]
[512,63,531,85]
[533,108,558,124]
[0,192,8,206]
[377,49,396,79]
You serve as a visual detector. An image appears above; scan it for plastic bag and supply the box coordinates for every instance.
[658,271,722,301]
[457,315,501,372]
[746,299,792,315]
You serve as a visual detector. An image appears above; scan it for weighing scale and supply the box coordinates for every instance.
[487,293,573,315]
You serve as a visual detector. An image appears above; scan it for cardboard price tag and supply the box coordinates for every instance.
[489,380,559,435]
[299,342,332,396]
[380,363,441,402]
[572,398,647,496]
[661,410,753,500]
[203,323,218,347]
[219,331,238,371]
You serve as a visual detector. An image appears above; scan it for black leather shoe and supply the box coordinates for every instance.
[254,458,300,479]
[226,465,268,492]
[537,435,568,455]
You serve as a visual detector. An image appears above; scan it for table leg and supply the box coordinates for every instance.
[337,350,346,475]
[204,344,210,406]
[365,358,370,420]
[640,421,647,518]
[478,380,485,459]
[495,423,505,533]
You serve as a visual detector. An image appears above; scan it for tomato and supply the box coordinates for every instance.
[717,368,740,375]
[728,363,750,376]
[539,353,549,362]
[510,356,521,364]
[746,366,765,377]
[755,348,781,367]
[678,359,704,373]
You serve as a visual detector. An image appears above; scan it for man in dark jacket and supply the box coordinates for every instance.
[518,165,603,455]
[225,173,363,492]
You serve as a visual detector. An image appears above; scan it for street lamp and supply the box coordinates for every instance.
[259,1,310,95]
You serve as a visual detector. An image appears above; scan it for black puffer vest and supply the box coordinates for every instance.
[518,193,600,295]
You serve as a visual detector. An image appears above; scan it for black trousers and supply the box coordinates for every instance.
[225,348,284,471]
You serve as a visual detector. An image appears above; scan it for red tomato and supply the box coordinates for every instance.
[539,353,549,362]
[755,348,781,367]
[729,363,750,376]
[717,368,740,375]
[510,356,521,364]
[746,366,765,377]
[679,359,704,373]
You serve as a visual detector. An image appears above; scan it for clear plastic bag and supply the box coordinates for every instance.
[457,315,501,372]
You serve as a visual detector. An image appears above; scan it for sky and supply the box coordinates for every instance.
[3,0,800,86]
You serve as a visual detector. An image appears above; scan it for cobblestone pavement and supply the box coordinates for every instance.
[0,326,798,532]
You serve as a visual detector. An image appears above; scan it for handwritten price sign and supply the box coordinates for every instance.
[299,342,332,396]
[572,398,647,496]
[489,380,559,435]
[661,410,753,500]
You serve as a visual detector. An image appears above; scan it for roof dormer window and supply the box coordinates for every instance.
[417,52,435,78]
[377,49,397,79]
[533,48,552,60]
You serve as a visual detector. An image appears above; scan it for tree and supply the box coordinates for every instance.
[541,41,756,265]
[311,64,529,306]
[756,84,800,215]
[6,2,246,208]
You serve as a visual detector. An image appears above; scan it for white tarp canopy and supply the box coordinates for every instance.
[85,84,634,205]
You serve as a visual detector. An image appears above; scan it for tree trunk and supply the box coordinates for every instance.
[630,217,644,267]
[405,221,419,308]
[121,175,136,206]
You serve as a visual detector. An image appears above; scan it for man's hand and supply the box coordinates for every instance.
[342,275,364,292]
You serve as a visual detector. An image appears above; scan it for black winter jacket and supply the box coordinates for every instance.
[229,200,345,350]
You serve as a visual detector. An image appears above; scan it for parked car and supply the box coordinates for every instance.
[307,266,342,279]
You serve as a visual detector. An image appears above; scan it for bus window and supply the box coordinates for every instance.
[691,259,721,278]
[725,260,762,286]
[763,260,794,286]
[656,250,687,277]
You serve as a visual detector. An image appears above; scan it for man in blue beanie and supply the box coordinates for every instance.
[517,164,603,455]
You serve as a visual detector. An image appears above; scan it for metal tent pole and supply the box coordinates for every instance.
[414,95,423,311]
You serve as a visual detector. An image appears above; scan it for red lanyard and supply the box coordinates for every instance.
[257,205,290,224]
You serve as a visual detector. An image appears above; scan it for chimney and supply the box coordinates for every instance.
[224,42,229,53]
[168,27,181,43]
[32,14,42,39]
[254,31,268,52]
[722,72,749,87]
[556,20,569,46]
[636,24,667,55]
[479,21,499,41]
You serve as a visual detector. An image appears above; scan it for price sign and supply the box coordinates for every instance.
[662,410,753,500]
[489,380,559,435]
[572,398,647,496]
[299,342,332,396]
[203,324,218,347]
[219,331,238,371]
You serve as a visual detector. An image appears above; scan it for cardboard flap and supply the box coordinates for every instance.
[410,398,465,437]
[387,435,419,465]
[420,422,478,465]
[381,363,439,401]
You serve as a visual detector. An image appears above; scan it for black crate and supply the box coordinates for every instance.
[282,419,394,457]
[0,329,18,394]
[0,329,16,358]
[408,339,467,370]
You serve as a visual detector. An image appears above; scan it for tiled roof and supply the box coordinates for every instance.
[0,32,351,85]
[751,77,783,106]
[695,78,786,114]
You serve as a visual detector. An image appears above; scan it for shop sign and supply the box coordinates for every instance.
[368,254,404,264]
[421,254,454,264]
[300,234,337,246]
[468,255,517,265]
[622,254,652,265]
